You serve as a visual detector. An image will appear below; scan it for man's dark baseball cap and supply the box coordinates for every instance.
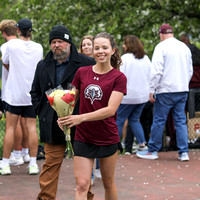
[15,18,34,31]
[158,24,173,34]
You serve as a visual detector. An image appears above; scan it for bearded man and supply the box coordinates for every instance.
[30,25,95,200]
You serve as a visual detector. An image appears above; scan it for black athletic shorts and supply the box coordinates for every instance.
[5,103,36,118]
[73,140,123,158]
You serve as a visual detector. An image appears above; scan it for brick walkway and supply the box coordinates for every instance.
[0,150,200,200]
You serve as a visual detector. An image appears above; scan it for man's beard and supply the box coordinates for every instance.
[53,46,70,61]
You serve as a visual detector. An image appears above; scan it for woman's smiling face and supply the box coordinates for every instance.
[93,37,114,64]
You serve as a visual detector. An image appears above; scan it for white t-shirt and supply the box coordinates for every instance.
[150,37,193,94]
[2,39,43,106]
[120,53,152,104]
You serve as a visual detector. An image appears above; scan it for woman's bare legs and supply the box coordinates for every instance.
[74,156,94,200]
[100,151,118,200]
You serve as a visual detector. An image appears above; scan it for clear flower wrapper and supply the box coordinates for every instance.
[45,84,75,158]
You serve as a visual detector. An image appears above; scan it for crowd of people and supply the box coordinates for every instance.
[136,24,193,161]
[0,18,199,200]
[0,18,43,175]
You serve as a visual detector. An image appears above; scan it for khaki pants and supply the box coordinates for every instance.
[37,143,66,200]
[37,143,94,200]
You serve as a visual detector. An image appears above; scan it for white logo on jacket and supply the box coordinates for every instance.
[84,84,103,104]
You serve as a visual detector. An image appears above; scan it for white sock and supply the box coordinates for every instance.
[13,150,22,159]
[22,148,29,156]
[2,158,10,166]
[29,157,37,166]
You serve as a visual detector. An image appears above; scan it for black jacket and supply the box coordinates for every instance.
[30,45,95,144]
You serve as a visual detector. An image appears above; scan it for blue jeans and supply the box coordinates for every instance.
[116,103,146,145]
[148,92,189,154]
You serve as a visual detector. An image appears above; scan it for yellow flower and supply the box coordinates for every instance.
[49,89,65,97]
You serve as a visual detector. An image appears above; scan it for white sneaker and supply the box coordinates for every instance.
[22,154,30,163]
[0,162,11,175]
[9,154,24,166]
[132,142,139,149]
[178,152,189,161]
[138,145,148,151]
[121,141,125,149]
[125,152,131,155]
[132,145,148,154]
[95,169,102,179]
[136,150,158,160]
[29,164,39,175]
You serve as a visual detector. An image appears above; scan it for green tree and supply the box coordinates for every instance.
[0,0,200,57]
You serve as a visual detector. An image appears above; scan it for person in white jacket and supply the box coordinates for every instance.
[137,24,193,161]
[116,35,152,153]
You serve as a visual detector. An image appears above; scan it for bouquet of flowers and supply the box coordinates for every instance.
[46,85,75,158]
